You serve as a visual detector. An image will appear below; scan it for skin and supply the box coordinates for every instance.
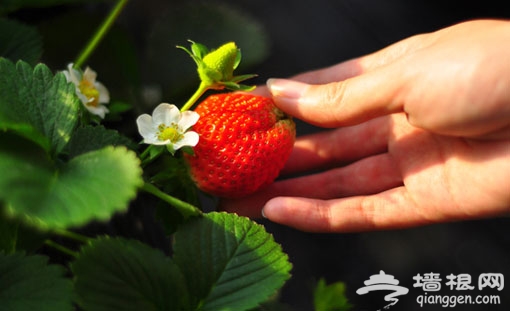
[221,19,510,232]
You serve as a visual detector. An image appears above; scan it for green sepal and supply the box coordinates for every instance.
[189,41,209,59]
[176,43,201,67]
[140,144,165,167]
[230,73,258,83]
[180,146,195,156]
[149,145,165,158]
[233,48,242,70]
[166,144,177,156]
[221,81,257,92]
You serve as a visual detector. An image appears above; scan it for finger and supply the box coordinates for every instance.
[220,152,403,218]
[267,67,405,128]
[248,58,365,98]
[288,33,428,85]
[250,34,425,99]
[262,187,432,232]
[282,116,390,174]
[265,35,433,128]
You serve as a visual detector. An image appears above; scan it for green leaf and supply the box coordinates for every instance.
[0,252,73,311]
[174,212,292,311]
[65,125,137,158]
[72,237,189,311]
[314,278,353,311]
[0,58,80,155]
[104,100,132,122]
[0,133,143,229]
[0,19,42,65]
[0,219,17,254]
[154,201,185,236]
[0,213,48,253]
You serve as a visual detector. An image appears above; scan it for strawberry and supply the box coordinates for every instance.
[185,93,295,198]
[199,42,238,84]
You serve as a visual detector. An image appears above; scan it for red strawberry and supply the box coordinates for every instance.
[185,93,295,198]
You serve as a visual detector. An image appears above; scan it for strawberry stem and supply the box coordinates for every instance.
[141,182,203,218]
[74,0,129,68]
[180,81,210,112]
[44,240,79,258]
[52,229,91,244]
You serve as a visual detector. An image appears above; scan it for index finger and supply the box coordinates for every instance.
[264,34,430,127]
[267,65,406,128]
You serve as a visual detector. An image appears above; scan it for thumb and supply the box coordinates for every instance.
[267,68,405,127]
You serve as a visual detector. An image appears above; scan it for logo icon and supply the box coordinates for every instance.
[357,270,409,309]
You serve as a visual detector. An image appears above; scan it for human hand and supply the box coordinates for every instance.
[221,19,510,232]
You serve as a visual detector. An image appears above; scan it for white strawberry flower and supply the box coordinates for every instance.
[136,103,199,152]
[63,63,110,119]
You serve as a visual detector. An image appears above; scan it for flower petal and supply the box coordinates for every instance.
[148,138,170,145]
[178,110,200,131]
[82,67,98,83]
[152,103,180,125]
[77,93,89,105]
[95,81,110,104]
[136,114,157,138]
[64,63,81,85]
[173,131,199,150]
[143,133,165,145]
[85,105,109,119]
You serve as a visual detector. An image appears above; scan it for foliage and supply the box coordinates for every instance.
[0,1,303,310]
[0,252,73,311]
[314,278,353,311]
[0,59,143,229]
[72,213,291,311]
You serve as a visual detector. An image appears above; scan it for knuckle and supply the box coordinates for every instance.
[356,197,380,230]
[311,200,335,232]
[317,81,349,127]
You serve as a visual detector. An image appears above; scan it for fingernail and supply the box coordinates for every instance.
[267,78,308,99]
[261,208,267,219]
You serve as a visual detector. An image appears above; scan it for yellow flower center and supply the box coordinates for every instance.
[79,79,100,107]
[157,124,183,142]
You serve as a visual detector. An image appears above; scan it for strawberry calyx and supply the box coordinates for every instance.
[177,40,257,92]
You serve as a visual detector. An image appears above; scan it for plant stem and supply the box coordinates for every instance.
[44,240,78,258]
[139,145,161,167]
[180,82,210,112]
[141,182,202,218]
[53,229,90,244]
[140,145,152,160]
[139,145,153,167]
[74,0,129,68]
